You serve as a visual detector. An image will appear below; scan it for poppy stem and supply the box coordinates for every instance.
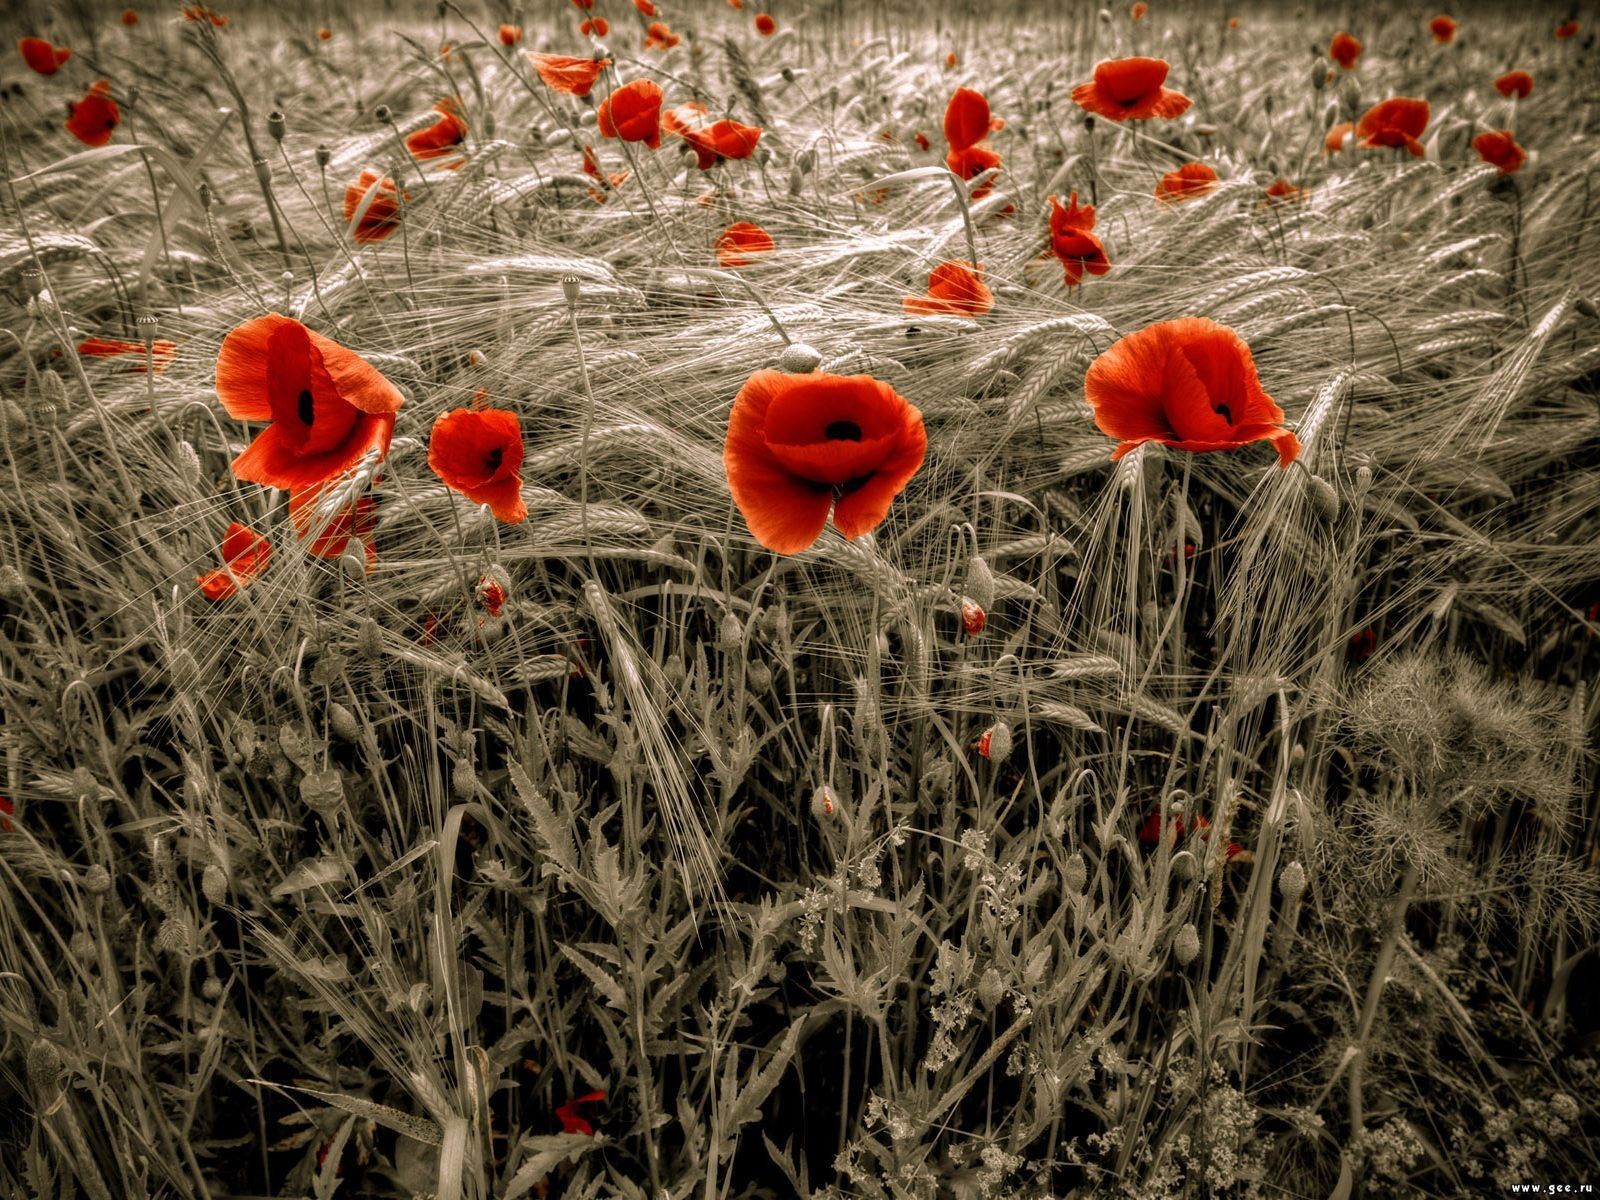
[943,169,980,271]
[565,280,602,580]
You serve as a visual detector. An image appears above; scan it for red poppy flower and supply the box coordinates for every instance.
[943,87,1002,154]
[1227,16,1239,28]
[1356,97,1429,156]
[215,314,403,492]
[1136,810,1242,859]
[1555,19,1579,39]
[945,143,1002,192]
[498,23,522,45]
[65,82,120,148]
[197,522,273,601]
[77,336,178,372]
[580,17,608,36]
[1328,31,1362,69]
[597,79,663,148]
[1130,1,1147,19]
[317,27,332,40]
[1154,161,1218,202]
[405,99,468,167]
[724,370,927,554]
[914,131,931,151]
[0,795,11,833]
[19,37,71,75]
[1072,57,1191,122]
[1084,317,1299,466]
[945,52,957,68]
[716,222,775,267]
[728,0,743,7]
[289,483,378,568]
[1324,121,1353,155]
[527,52,609,97]
[428,407,527,523]
[478,573,507,618]
[342,170,407,243]
[1048,192,1110,285]
[1493,70,1532,99]
[182,5,227,24]
[556,1091,606,1137]
[122,9,139,25]
[1428,14,1456,43]
[903,260,993,317]
[670,111,763,169]
[643,21,680,50]
[755,12,776,35]
[572,0,594,8]
[1473,129,1526,174]
[1262,178,1306,204]
[634,0,657,12]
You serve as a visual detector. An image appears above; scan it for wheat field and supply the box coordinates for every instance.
[1,1,1597,1197]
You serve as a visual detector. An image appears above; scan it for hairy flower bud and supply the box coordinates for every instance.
[1173,922,1200,965]
[1304,473,1340,524]
[1063,850,1087,895]
[83,863,111,895]
[777,342,823,373]
[201,863,228,906]
[810,784,840,822]
[977,967,1006,1010]
[746,660,772,691]
[327,701,360,742]
[1279,860,1307,905]
[977,720,1012,762]
[175,440,202,487]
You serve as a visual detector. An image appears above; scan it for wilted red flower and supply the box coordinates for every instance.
[19,36,71,75]
[197,522,273,601]
[216,314,403,491]
[643,21,680,50]
[1324,121,1353,154]
[289,483,378,568]
[77,336,177,372]
[66,82,120,147]
[1555,19,1579,38]
[1085,318,1299,466]
[1072,57,1191,122]
[724,370,927,554]
[1155,161,1218,202]
[182,5,227,24]
[1048,192,1110,285]
[1356,97,1429,156]
[405,98,468,167]
[598,79,663,148]
[1263,178,1306,204]
[429,407,527,523]
[527,52,609,97]
[1473,129,1526,174]
[1493,70,1533,99]
[556,1091,606,1137]
[1329,31,1362,69]
[904,260,994,316]
[122,9,139,25]
[342,170,406,243]
[755,12,776,34]
[1428,14,1456,42]
[580,144,629,198]
[498,23,522,45]
[580,16,609,35]
[478,573,508,618]
[1130,1,1147,19]
[716,222,775,267]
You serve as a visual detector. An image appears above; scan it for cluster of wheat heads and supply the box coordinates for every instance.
[1,1,1597,1197]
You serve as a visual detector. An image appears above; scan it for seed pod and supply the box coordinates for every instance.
[452,758,477,800]
[175,440,202,486]
[267,110,286,141]
[977,967,1005,1010]
[83,864,111,895]
[373,104,393,124]
[327,701,360,742]
[978,720,1012,762]
[1279,860,1307,905]
[562,275,582,306]
[21,266,44,297]
[810,784,840,822]
[1063,850,1087,895]
[315,143,331,168]
[1304,473,1340,524]
[718,612,744,651]
[778,342,823,373]
[746,660,772,691]
[201,863,228,906]
[1173,922,1200,965]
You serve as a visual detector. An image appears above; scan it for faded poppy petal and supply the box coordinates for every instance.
[1473,129,1526,174]
[943,87,994,151]
[1493,70,1532,99]
[198,521,273,601]
[1356,97,1429,156]
[1084,317,1299,466]
[78,336,177,372]
[725,370,926,554]
[716,222,775,267]
[428,407,527,523]
[597,79,663,148]
[1049,194,1110,284]
[405,99,468,166]
[1324,121,1354,155]
[1329,31,1362,69]
[1130,1,1147,18]
[528,52,609,97]
[19,37,71,75]
[1429,14,1456,42]
[1072,56,1192,122]
[342,170,407,243]
[904,260,993,316]
[556,1091,606,1137]
[66,82,119,147]
[755,12,776,34]
[1155,161,1218,202]
[633,0,656,12]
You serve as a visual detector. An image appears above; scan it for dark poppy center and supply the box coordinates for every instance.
[484,446,503,473]
[298,389,315,426]
[1213,402,1233,426]
[825,420,863,442]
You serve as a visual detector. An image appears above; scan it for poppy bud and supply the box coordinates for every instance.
[452,758,477,799]
[1304,473,1339,524]
[26,1041,64,1111]
[963,553,996,610]
[201,863,228,905]
[1310,63,1327,89]
[977,967,1005,1010]
[84,863,111,894]
[38,367,66,412]
[175,440,202,486]
[315,143,331,168]
[1280,860,1307,904]
[777,342,822,373]
[562,275,582,306]
[21,266,44,297]
[960,597,986,636]
[355,617,383,658]
[810,784,841,822]
[718,612,744,650]
[1064,850,1087,894]
[746,659,772,691]
[1173,922,1200,965]
[327,701,360,742]
[1171,849,1197,880]
[797,147,817,173]
[202,975,223,1001]
[978,720,1012,761]
[267,110,286,141]
[1083,115,1095,132]
[374,104,393,124]
[788,164,804,195]
[340,550,366,581]
[1577,297,1598,319]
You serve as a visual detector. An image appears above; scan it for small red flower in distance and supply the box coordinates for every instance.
[343,170,407,243]
[498,24,522,45]
[1072,57,1191,121]
[556,1091,607,1137]
[66,82,120,147]
[405,98,468,167]
[643,21,680,50]
[1130,2,1147,20]
[945,51,957,68]
[716,222,776,267]
[580,17,608,35]
[122,9,139,25]
[1555,19,1578,38]
[1356,97,1429,156]
[1083,317,1300,466]
[77,336,178,372]
[215,314,403,492]
[1263,178,1306,204]
[1048,192,1110,285]
[1137,810,1242,858]
[1155,161,1218,202]
[598,79,664,147]
[633,0,656,13]
[19,37,71,74]
[0,795,12,833]
[903,261,994,317]
[755,13,776,35]
[724,371,927,554]
[527,52,610,97]
[1429,14,1456,42]
[669,109,763,169]
[1494,70,1532,99]
[571,0,593,8]
[197,522,272,601]
[182,5,227,25]
[1227,16,1239,28]
[1473,129,1526,174]
[429,408,527,523]
[1329,31,1361,69]
[914,132,931,151]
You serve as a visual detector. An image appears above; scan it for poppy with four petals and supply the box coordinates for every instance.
[428,408,527,523]
[215,314,404,492]
[598,79,664,148]
[1084,317,1299,466]
[197,522,273,601]
[1155,161,1218,202]
[66,81,120,148]
[903,260,994,316]
[716,222,776,267]
[724,371,927,554]
[1072,57,1191,122]
[1356,97,1430,156]
[527,52,610,97]
[1048,192,1110,285]
[1329,32,1362,70]
[343,170,407,243]
[1493,70,1532,99]
[1473,129,1526,174]
[19,37,71,75]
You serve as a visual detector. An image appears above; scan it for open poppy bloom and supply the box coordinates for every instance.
[666,106,763,168]
[19,37,71,75]
[755,12,776,35]
[1473,129,1526,174]
[724,370,927,554]
[643,21,681,50]
[904,260,993,317]
[1262,178,1307,204]
[946,143,1002,194]
[405,99,468,168]
[597,79,663,148]
[1356,97,1429,156]
[1048,192,1110,285]
[289,482,378,568]
[1155,161,1218,202]
[716,222,775,267]
[633,0,657,13]
[182,5,227,24]
[1556,19,1579,38]
[198,522,273,601]
[1493,70,1532,99]
[1428,14,1456,42]
[527,52,609,97]
[1324,121,1354,154]
[942,87,1003,194]
[66,82,120,148]
[1072,57,1191,122]
[216,314,403,492]
[498,23,522,45]
[556,1091,606,1137]
[342,170,407,243]
[1083,317,1300,466]
[580,16,608,35]
[1328,31,1362,69]
[78,336,177,372]
[428,407,527,523]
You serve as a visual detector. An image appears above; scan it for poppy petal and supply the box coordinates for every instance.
[216,313,301,420]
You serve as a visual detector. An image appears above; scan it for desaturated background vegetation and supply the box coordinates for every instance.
[1,0,1598,1196]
